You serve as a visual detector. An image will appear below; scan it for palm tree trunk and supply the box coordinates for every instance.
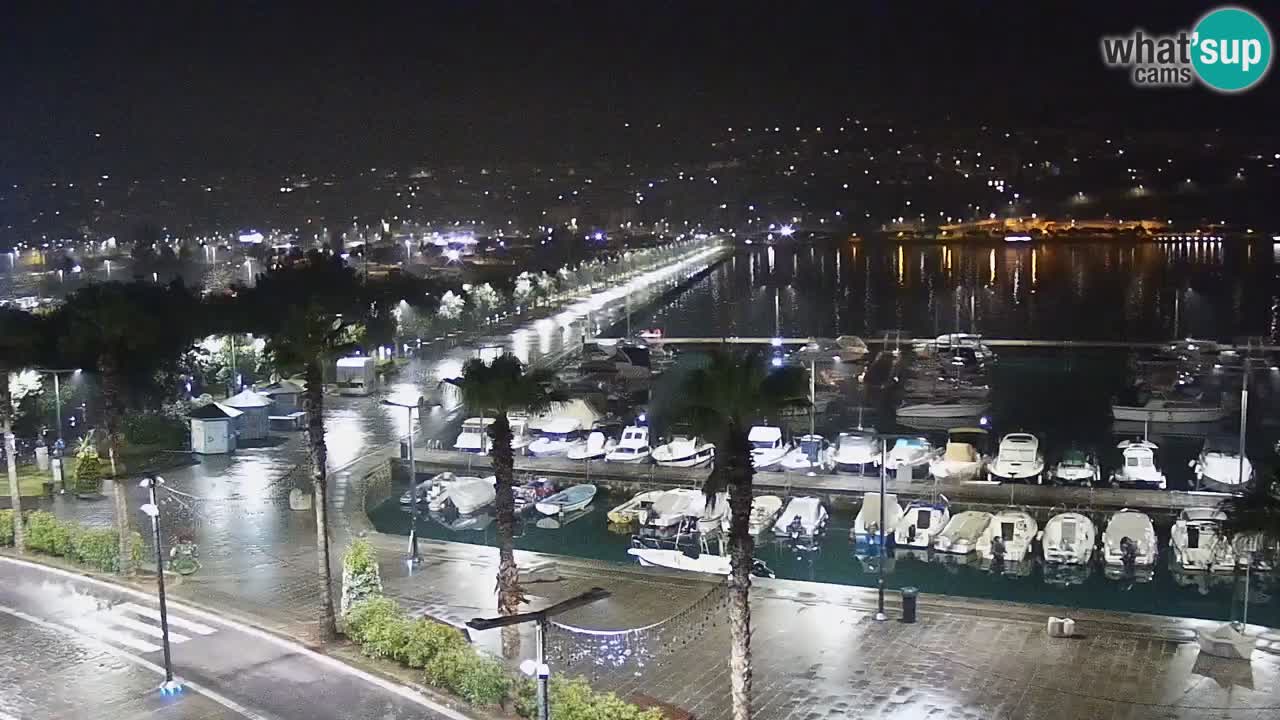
[305,360,337,642]
[489,414,523,657]
[2,374,24,552]
[99,356,132,573]
[724,426,755,720]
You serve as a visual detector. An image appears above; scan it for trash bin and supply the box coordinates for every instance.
[901,587,918,624]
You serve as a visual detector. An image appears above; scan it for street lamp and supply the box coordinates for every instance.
[873,433,926,622]
[35,368,79,491]
[468,588,612,720]
[383,394,424,564]
[138,475,184,694]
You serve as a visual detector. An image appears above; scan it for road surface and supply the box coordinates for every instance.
[0,557,469,720]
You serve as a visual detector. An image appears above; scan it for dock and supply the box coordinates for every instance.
[401,449,1227,514]
[645,336,1280,352]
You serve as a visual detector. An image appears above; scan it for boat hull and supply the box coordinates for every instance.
[1112,405,1228,423]
[898,403,988,419]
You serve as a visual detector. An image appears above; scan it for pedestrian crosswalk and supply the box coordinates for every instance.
[67,601,216,653]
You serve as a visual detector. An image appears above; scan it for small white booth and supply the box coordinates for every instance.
[260,380,304,413]
[224,388,274,441]
[190,403,243,455]
[335,356,377,396]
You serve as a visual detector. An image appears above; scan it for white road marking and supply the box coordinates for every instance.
[0,603,268,720]
[68,616,162,653]
[117,602,216,635]
[0,555,474,720]
[104,610,191,642]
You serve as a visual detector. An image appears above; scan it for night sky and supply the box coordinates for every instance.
[4,1,1278,178]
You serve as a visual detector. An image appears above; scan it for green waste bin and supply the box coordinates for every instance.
[901,587,918,623]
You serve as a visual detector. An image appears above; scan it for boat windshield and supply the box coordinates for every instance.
[798,439,822,459]
[1061,450,1087,467]
[751,440,778,450]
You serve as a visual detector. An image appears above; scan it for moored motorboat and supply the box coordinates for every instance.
[605,425,652,463]
[607,490,664,525]
[652,435,716,468]
[897,398,989,421]
[884,437,937,480]
[526,418,584,457]
[987,433,1044,484]
[447,476,498,515]
[1191,442,1253,492]
[975,509,1038,563]
[832,429,880,474]
[932,511,992,555]
[1111,440,1167,490]
[567,428,618,460]
[775,496,828,541]
[1041,512,1096,565]
[779,434,834,473]
[835,335,869,362]
[1101,509,1158,570]
[534,484,598,516]
[722,494,785,536]
[894,500,950,549]
[639,488,703,529]
[1171,507,1236,573]
[1051,448,1099,486]
[852,492,904,547]
[400,472,453,505]
[454,417,496,454]
[748,426,789,471]
[513,477,556,514]
[1112,395,1228,424]
[929,428,989,482]
[627,547,730,574]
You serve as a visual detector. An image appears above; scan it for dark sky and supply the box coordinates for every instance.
[3,1,1278,178]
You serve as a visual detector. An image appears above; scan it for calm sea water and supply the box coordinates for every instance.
[369,488,1278,628]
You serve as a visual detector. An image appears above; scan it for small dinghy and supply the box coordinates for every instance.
[534,484,597,516]
[1041,512,1096,565]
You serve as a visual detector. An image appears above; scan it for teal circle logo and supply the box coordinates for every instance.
[1191,6,1272,92]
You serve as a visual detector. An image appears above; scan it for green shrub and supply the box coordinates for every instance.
[0,509,13,547]
[26,511,75,556]
[400,618,467,669]
[343,596,402,644]
[424,647,511,706]
[124,414,188,448]
[517,677,664,720]
[73,453,104,494]
[72,528,125,572]
[341,537,383,616]
[361,612,414,661]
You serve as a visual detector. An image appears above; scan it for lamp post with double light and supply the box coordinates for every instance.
[382,394,424,565]
[139,475,184,693]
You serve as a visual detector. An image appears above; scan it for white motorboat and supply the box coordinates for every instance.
[894,501,950,549]
[639,488,704,529]
[897,398,989,420]
[652,435,715,468]
[513,477,556,515]
[581,341,652,380]
[987,433,1044,484]
[695,492,729,534]
[1041,512,1096,565]
[1051,449,1099,486]
[976,509,1039,563]
[884,437,937,480]
[930,333,997,364]
[929,428,988,482]
[775,497,828,540]
[1101,509,1158,568]
[526,418,584,457]
[748,426,789,470]
[722,495,785,536]
[832,430,880,474]
[627,547,730,575]
[1111,440,1167,490]
[566,429,617,460]
[445,476,497,515]
[534,484,597,516]
[605,425,652,463]
[606,490,664,525]
[1112,396,1228,424]
[779,434,834,473]
[1171,508,1236,573]
[851,492,904,547]
[454,417,496,454]
[835,335,869,362]
[399,472,453,505]
[933,511,993,555]
[1191,442,1252,492]
[508,416,533,455]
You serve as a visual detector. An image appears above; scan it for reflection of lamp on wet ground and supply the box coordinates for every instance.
[382,394,424,565]
[468,588,611,720]
[139,475,184,693]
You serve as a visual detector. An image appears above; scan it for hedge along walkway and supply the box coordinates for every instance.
[0,509,144,574]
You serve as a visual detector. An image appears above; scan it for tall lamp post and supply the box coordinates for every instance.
[468,588,612,720]
[383,394,424,564]
[139,475,184,693]
[873,433,926,622]
[35,368,79,491]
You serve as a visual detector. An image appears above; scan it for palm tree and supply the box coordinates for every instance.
[240,251,435,642]
[54,281,199,571]
[669,350,808,720]
[446,354,566,624]
[0,308,45,552]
